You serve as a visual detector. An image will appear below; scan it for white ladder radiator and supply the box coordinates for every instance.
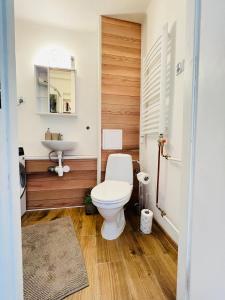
[141,24,170,136]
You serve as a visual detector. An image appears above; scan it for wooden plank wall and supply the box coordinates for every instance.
[101,17,141,199]
[26,159,97,210]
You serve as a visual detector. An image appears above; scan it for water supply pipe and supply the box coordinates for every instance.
[158,134,182,162]
[156,134,182,218]
[48,150,70,177]
[156,140,166,217]
[155,143,179,237]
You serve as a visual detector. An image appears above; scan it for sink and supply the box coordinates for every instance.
[41,140,76,176]
[42,140,76,152]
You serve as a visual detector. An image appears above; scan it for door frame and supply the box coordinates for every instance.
[177,0,201,299]
[0,0,201,299]
[0,0,23,299]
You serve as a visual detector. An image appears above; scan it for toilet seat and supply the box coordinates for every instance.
[91,180,132,204]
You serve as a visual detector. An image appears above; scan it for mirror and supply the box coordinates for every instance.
[35,65,76,115]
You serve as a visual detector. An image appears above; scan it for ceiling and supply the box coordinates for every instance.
[14,0,150,31]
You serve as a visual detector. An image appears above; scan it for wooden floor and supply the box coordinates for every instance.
[22,208,177,300]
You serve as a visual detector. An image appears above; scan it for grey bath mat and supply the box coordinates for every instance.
[22,217,88,300]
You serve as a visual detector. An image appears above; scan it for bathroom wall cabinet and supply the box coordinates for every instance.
[35,65,76,116]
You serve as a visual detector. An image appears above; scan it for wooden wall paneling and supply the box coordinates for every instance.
[26,159,97,173]
[101,17,141,203]
[26,159,97,210]
[101,16,141,155]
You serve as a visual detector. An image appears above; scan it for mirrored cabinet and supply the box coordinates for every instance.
[35,65,76,116]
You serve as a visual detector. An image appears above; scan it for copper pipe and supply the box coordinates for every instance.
[156,143,161,207]
[158,134,171,160]
[156,139,166,217]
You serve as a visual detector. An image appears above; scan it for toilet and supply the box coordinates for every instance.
[91,153,133,240]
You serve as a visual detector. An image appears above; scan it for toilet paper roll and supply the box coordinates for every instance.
[137,172,150,185]
[140,209,153,234]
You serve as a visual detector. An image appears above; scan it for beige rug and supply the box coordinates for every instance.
[22,217,88,300]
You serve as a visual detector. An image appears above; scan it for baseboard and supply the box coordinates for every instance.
[149,204,179,244]
[153,218,178,251]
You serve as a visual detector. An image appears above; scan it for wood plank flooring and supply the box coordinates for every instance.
[22,208,177,300]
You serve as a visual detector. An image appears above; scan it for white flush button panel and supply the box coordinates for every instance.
[102,129,123,150]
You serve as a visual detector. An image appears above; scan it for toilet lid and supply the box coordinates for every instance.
[91,180,132,202]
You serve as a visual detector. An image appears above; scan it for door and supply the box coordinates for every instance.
[0,0,23,299]
[185,0,225,298]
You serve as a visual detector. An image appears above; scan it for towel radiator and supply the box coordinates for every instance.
[141,24,169,136]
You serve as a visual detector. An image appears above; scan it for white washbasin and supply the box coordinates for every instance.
[42,140,76,152]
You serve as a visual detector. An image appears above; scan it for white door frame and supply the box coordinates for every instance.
[177,0,201,299]
[0,0,23,299]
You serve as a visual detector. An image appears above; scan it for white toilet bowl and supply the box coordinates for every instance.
[91,154,133,240]
[91,180,133,240]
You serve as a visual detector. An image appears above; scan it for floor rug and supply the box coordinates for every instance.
[22,217,88,300]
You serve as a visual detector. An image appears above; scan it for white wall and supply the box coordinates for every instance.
[141,0,186,242]
[188,1,225,299]
[15,19,99,158]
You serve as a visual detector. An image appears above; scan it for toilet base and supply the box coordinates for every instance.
[100,208,126,240]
